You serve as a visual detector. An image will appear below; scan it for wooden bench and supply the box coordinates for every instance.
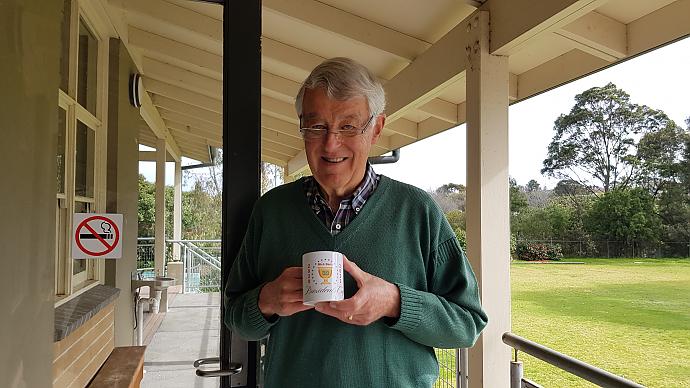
[88,346,146,388]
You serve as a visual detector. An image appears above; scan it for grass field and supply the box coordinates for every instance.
[511,258,690,387]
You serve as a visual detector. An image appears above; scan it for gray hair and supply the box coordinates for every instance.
[294,57,386,117]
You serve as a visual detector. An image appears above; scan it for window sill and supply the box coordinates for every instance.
[54,284,120,342]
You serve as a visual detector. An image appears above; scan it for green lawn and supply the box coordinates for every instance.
[511,258,690,387]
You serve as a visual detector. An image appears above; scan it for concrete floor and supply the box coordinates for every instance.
[142,292,221,388]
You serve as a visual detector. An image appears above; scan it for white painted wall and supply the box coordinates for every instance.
[0,0,62,386]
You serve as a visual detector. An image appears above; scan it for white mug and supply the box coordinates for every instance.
[302,251,345,306]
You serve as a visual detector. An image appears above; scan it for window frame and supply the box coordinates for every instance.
[55,0,110,304]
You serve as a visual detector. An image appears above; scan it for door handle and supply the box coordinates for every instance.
[193,357,242,377]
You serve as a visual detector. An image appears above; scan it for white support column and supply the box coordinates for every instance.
[173,160,182,261]
[154,138,166,278]
[464,11,512,388]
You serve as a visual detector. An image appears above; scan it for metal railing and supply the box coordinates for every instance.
[169,239,221,293]
[136,237,155,277]
[136,238,222,293]
[502,332,645,388]
[435,348,468,388]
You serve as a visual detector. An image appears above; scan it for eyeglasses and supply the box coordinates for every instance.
[299,115,375,140]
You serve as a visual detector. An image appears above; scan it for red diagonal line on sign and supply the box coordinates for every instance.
[83,222,113,251]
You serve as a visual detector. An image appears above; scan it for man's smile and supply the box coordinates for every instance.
[322,157,348,163]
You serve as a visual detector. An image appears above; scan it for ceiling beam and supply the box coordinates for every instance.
[138,150,175,162]
[555,11,627,62]
[263,148,291,164]
[152,95,222,125]
[417,98,458,124]
[262,71,301,102]
[128,26,223,75]
[143,57,221,98]
[262,127,304,150]
[262,154,288,168]
[287,151,309,176]
[385,118,418,139]
[160,109,221,134]
[263,0,429,62]
[489,0,609,55]
[516,48,608,100]
[144,78,222,113]
[263,37,325,76]
[168,125,222,147]
[383,18,468,121]
[261,114,301,138]
[112,0,221,42]
[139,89,181,161]
[628,0,690,57]
[418,116,455,140]
[262,95,299,124]
[262,139,300,158]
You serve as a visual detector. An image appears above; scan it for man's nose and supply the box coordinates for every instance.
[321,130,342,150]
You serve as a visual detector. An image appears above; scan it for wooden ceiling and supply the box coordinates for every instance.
[104,0,690,175]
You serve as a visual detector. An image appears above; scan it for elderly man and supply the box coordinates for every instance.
[224,57,487,387]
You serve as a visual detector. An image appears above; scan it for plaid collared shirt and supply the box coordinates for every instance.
[303,163,380,235]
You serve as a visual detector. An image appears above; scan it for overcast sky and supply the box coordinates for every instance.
[141,37,690,191]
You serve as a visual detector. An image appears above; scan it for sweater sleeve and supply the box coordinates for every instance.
[389,237,488,349]
[223,208,279,340]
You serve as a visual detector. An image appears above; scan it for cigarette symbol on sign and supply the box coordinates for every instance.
[79,221,114,240]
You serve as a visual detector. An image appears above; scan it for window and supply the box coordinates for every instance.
[56,0,108,301]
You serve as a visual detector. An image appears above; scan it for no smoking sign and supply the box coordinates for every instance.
[72,214,123,259]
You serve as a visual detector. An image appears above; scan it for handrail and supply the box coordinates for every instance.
[502,332,645,388]
[184,241,221,268]
[187,245,221,269]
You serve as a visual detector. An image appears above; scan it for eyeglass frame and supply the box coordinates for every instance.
[299,114,376,140]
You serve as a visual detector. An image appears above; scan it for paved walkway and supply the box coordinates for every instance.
[141,292,221,388]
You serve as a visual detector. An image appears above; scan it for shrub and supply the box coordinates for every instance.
[454,228,467,251]
[515,242,563,261]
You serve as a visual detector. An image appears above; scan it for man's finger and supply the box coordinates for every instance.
[282,266,303,278]
[343,256,366,285]
[314,303,349,320]
[325,293,364,313]
[288,303,314,315]
[282,290,305,303]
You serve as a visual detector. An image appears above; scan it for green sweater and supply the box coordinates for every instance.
[224,176,488,387]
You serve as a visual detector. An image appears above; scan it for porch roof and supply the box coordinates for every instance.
[105,0,690,174]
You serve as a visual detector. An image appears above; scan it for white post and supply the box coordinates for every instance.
[154,138,166,278]
[173,160,182,261]
[464,10,512,388]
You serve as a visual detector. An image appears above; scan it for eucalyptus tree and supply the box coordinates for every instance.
[542,83,674,195]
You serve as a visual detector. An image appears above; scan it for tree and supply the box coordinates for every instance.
[137,174,156,237]
[636,121,689,197]
[542,83,674,194]
[509,178,528,214]
[429,183,466,212]
[553,179,589,197]
[445,210,465,232]
[261,162,284,194]
[526,179,541,192]
[584,188,661,247]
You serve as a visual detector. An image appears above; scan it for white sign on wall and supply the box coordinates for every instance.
[72,213,123,259]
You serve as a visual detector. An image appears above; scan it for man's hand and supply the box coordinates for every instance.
[315,256,400,325]
[258,267,313,317]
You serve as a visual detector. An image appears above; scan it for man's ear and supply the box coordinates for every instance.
[370,114,386,144]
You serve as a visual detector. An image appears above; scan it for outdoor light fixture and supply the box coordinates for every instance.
[129,73,144,108]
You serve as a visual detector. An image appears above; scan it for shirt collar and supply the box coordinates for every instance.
[303,163,379,212]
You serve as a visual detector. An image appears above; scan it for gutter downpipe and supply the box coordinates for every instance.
[181,146,218,171]
[368,149,400,165]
